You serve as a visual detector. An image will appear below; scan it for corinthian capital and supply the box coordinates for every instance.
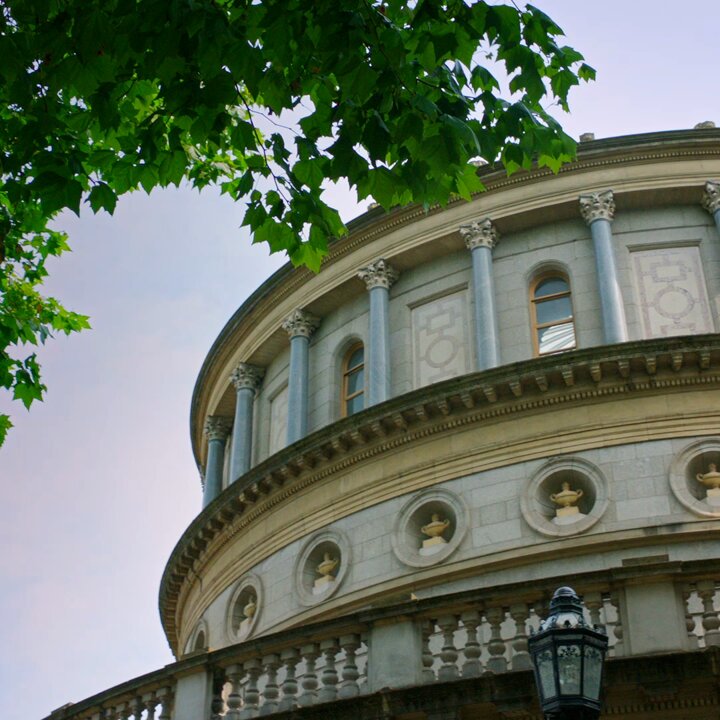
[702,180,720,215]
[204,415,232,441]
[230,362,265,392]
[281,309,320,339]
[579,189,615,224]
[357,258,399,290]
[459,218,499,250]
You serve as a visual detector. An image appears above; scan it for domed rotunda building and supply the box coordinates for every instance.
[48,128,720,720]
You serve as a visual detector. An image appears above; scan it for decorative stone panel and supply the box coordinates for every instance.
[226,573,263,642]
[521,457,608,537]
[631,246,714,338]
[669,438,720,518]
[411,290,470,388]
[294,530,351,606]
[392,488,468,568]
[268,385,289,456]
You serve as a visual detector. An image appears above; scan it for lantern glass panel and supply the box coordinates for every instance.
[582,645,603,700]
[536,649,557,700]
[557,643,582,695]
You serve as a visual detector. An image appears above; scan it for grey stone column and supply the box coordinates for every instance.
[459,218,501,370]
[358,258,399,406]
[202,415,231,508]
[228,363,264,482]
[702,180,720,233]
[281,309,320,445]
[579,189,629,344]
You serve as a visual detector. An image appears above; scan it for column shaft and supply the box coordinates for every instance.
[471,245,500,370]
[368,285,391,405]
[230,386,255,480]
[287,334,310,444]
[203,438,226,507]
[589,218,628,344]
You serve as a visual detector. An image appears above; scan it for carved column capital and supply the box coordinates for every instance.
[281,309,320,339]
[702,180,720,215]
[459,218,500,250]
[357,258,399,290]
[204,415,232,442]
[230,362,265,391]
[579,189,615,224]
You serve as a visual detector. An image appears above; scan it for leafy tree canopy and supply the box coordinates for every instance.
[0,0,594,443]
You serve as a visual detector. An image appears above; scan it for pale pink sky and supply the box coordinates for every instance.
[1,3,718,718]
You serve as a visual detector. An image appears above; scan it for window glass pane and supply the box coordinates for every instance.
[537,649,557,700]
[558,644,582,695]
[536,295,573,325]
[347,346,364,369]
[582,646,603,700]
[346,392,364,416]
[346,367,364,395]
[535,277,569,299]
[538,323,576,354]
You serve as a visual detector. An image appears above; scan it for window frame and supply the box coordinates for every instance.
[529,271,577,357]
[341,341,365,417]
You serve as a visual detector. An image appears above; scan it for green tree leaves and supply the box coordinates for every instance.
[0,0,594,443]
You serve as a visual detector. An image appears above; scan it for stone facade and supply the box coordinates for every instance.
[45,129,720,720]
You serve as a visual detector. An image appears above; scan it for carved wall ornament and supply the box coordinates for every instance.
[281,309,320,339]
[521,457,607,537]
[696,463,720,507]
[203,415,232,442]
[230,363,265,392]
[226,574,263,642]
[294,530,350,606]
[392,488,468,567]
[669,438,720,517]
[579,189,615,224]
[357,258,399,290]
[550,481,586,525]
[459,217,500,250]
[702,180,720,215]
[313,552,339,593]
[420,513,450,554]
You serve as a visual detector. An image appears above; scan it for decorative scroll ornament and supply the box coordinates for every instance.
[459,217,499,250]
[702,180,720,215]
[230,362,265,391]
[357,258,399,290]
[204,415,232,441]
[579,189,615,224]
[281,309,320,339]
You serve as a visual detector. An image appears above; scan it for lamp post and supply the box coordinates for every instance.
[528,587,609,720]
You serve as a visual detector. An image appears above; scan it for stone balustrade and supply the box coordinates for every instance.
[46,568,720,720]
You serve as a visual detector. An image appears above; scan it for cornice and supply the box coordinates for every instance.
[189,130,720,465]
[164,334,720,653]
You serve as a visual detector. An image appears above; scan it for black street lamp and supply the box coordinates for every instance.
[528,586,609,720]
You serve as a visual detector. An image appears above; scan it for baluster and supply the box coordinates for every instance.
[338,633,361,698]
[485,606,508,673]
[697,580,720,646]
[156,687,173,720]
[278,648,300,711]
[115,702,130,720]
[421,620,436,682]
[460,610,482,677]
[317,638,340,703]
[239,658,262,719]
[142,693,157,720]
[583,592,604,630]
[437,615,460,681]
[102,708,115,720]
[609,592,624,656]
[298,643,320,707]
[510,603,531,670]
[225,664,245,720]
[258,654,280,716]
[682,585,699,649]
[131,697,145,720]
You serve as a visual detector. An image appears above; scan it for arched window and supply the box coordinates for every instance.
[341,343,365,416]
[531,274,576,356]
